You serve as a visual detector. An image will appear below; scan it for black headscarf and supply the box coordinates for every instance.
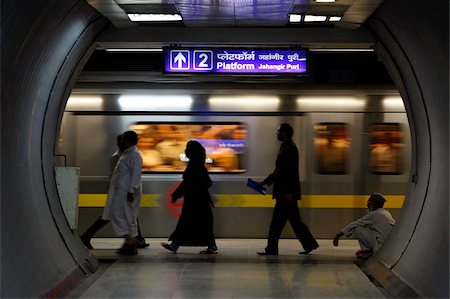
[183,140,211,185]
[185,140,206,164]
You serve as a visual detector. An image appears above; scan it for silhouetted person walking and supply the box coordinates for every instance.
[161,140,218,254]
[258,123,319,256]
[110,131,143,255]
[80,134,149,250]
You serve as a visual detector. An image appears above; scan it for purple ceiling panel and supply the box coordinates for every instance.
[235,4,292,26]
[176,4,235,19]
[173,0,295,27]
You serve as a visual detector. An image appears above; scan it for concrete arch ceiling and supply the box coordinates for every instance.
[1,0,448,298]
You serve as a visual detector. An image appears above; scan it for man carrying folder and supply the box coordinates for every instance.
[257,123,319,256]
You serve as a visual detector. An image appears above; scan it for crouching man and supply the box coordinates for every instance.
[333,192,396,259]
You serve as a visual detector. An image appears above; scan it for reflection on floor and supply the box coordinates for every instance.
[71,239,386,298]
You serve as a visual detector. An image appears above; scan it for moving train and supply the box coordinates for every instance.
[58,85,410,238]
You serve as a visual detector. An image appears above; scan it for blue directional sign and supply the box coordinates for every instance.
[164,48,307,74]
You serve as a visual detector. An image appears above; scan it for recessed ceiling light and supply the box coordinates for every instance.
[105,48,163,52]
[289,14,302,23]
[309,48,374,52]
[304,15,327,22]
[127,13,182,22]
[329,16,342,22]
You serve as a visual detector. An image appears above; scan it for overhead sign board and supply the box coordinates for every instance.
[164,48,307,74]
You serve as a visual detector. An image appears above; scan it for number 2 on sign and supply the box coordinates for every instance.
[198,53,209,67]
[193,50,213,70]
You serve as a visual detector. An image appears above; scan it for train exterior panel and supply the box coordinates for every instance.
[59,89,409,238]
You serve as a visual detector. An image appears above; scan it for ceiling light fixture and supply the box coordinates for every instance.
[105,48,163,52]
[209,96,280,110]
[309,48,374,52]
[329,16,342,22]
[383,97,405,110]
[118,95,192,110]
[127,13,182,22]
[304,15,327,22]
[315,0,336,3]
[66,96,103,110]
[289,14,302,23]
[297,97,366,109]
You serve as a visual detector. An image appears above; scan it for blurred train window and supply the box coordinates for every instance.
[314,123,350,174]
[369,123,404,174]
[129,122,247,173]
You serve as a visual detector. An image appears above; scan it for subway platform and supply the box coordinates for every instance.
[69,239,388,298]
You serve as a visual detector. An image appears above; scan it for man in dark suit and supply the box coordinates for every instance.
[258,123,319,256]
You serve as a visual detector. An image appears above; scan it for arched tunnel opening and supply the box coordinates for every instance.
[1,0,447,298]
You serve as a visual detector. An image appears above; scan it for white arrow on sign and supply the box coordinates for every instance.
[174,52,187,68]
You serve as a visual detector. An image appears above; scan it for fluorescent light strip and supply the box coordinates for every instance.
[66,96,103,110]
[329,16,342,22]
[289,14,302,23]
[304,15,327,22]
[290,14,341,23]
[309,48,374,52]
[209,96,280,110]
[297,97,366,109]
[383,97,405,110]
[315,0,336,3]
[127,13,182,22]
[118,95,192,110]
[105,48,163,52]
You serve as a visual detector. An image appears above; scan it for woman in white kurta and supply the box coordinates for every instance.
[333,193,396,258]
[110,131,142,255]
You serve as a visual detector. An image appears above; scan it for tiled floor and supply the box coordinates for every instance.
[72,239,386,298]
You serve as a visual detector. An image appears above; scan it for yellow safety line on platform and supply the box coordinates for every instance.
[78,194,161,207]
[300,195,404,209]
[214,194,404,208]
[79,194,404,208]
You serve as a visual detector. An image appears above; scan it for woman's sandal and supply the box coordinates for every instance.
[199,248,218,254]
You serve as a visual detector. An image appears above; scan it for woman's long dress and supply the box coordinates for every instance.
[169,162,216,246]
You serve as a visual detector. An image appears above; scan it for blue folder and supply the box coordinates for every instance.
[247,178,267,195]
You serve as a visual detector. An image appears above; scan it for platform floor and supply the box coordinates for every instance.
[70,239,387,299]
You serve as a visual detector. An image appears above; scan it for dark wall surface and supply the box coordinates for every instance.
[1,0,108,297]
[363,0,449,298]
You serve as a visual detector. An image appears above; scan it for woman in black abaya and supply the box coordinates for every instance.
[161,140,218,254]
